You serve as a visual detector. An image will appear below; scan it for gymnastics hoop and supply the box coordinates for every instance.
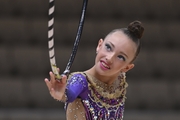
[48,0,88,80]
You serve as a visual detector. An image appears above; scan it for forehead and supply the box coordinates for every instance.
[105,31,128,41]
[105,31,133,44]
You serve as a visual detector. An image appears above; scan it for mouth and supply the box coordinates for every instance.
[100,60,110,70]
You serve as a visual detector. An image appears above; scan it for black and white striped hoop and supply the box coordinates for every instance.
[48,0,88,80]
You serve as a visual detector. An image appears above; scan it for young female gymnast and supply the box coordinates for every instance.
[45,20,144,120]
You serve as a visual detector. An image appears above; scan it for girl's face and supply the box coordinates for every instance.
[95,31,137,77]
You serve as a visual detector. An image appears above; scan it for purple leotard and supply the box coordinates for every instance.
[65,73,126,120]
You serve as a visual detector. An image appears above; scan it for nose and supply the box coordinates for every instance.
[106,53,114,64]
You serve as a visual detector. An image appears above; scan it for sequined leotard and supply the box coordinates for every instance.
[64,72,128,120]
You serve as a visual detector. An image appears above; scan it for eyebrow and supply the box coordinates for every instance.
[108,41,129,58]
[108,41,115,48]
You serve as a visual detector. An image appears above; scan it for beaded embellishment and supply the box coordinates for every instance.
[82,73,128,120]
[64,72,128,120]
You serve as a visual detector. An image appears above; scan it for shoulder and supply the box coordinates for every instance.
[68,72,86,80]
[67,72,87,85]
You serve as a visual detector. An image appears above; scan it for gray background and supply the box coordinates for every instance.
[0,0,180,120]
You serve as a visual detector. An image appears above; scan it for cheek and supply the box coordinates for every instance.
[95,53,102,62]
[113,60,127,70]
[112,60,121,67]
[95,51,106,64]
[96,50,105,58]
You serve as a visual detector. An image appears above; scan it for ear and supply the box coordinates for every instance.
[96,38,104,53]
[122,64,135,73]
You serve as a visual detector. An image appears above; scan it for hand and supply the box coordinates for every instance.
[44,69,67,101]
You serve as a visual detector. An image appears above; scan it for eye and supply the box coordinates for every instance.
[118,55,126,61]
[105,43,111,51]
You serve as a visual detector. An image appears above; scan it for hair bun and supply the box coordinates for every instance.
[128,20,144,39]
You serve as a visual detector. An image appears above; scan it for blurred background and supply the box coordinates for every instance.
[0,0,180,120]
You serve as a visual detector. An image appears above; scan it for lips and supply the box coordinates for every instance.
[100,60,110,70]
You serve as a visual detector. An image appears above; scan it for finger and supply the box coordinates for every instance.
[49,71,56,84]
[50,87,55,97]
[50,88,61,100]
[49,90,54,99]
[61,75,67,84]
[57,68,60,72]
[50,88,60,100]
[44,78,52,90]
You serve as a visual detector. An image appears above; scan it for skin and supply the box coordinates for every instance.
[45,30,137,100]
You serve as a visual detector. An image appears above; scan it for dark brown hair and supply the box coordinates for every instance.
[106,20,144,62]
[123,20,144,61]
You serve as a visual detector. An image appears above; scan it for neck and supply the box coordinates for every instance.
[85,67,118,85]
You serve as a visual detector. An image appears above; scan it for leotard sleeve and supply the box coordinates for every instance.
[66,73,88,102]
